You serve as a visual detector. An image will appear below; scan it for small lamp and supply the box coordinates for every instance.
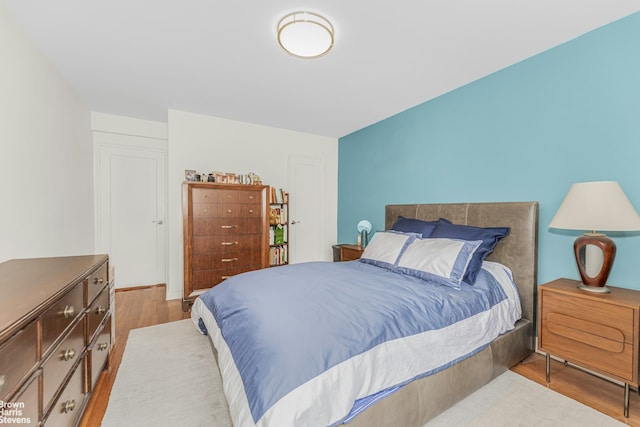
[549,181,640,293]
[357,220,372,248]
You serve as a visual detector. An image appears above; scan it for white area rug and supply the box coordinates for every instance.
[103,319,624,427]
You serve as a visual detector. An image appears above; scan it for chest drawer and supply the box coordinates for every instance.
[6,371,39,425]
[87,286,110,343]
[192,265,262,288]
[44,361,85,427]
[192,188,217,203]
[192,234,263,254]
[88,317,111,392]
[193,218,264,236]
[192,251,262,270]
[0,320,38,400]
[86,261,108,306]
[42,283,84,356]
[42,320,85,409]
[217,204,262,218]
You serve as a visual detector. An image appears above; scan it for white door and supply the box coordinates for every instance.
[96,133,167,288]
[288,155,324,263]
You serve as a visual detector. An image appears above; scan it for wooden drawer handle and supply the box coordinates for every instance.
[97,342,109,351]
[63,305,75,318]
[221,242,238,246]
[221,258,238,263]
[220,225,238,229]
[94,277,105,285]
[62,399,76,413]
[248,209,254,213]
[61,348,76,361]
[96,306,107,315]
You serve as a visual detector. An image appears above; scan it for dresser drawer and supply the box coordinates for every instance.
[42,283,84,356]
[0,320,37,400]
[192,251,262,270]
[42,320,85,408]
[193,218,264,236]
[192,203,218,218]
[192,265,262,288]
[87,286,110,343]
[192,235,263,254]
[6,371,39,425]
[88,317,111,392]
[217,204,262,218]
[192,188,217,203]
[44,362,85,427]
[540,290,635,382]
[86,261,108,306]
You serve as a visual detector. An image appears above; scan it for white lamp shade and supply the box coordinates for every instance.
[277,12,334,58]
[549,181,640,232]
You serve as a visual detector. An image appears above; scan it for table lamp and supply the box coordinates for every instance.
[549,181,640,293]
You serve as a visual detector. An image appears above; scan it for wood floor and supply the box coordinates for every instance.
[80,286,640,426]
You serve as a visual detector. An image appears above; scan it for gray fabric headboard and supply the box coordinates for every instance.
[385,202,539,322]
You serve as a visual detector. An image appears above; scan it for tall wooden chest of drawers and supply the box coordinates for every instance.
[0,255,112,426]
[182,182,269,310]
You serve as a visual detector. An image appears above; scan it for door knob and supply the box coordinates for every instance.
[291,220,301,224]
[153,220,164,225]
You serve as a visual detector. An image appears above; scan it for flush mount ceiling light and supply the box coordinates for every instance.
[277,11,334,59]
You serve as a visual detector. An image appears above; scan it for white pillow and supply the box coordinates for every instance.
[359,231,417,270]
[395,237,482,289]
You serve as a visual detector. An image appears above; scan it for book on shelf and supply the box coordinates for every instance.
[270,187,288,204]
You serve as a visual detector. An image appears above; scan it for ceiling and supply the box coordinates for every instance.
[4,1,640,138]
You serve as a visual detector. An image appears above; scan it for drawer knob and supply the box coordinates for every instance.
[221,258,238,263]
[249,209,254,213]
[97,342,109,351]
[62,400,76,413]
[61,348,76,361]
[227,209,232,213]
[221,276,231,280]
[96,306,107,315]
[220,225,238,229]
[0,374,5,392]
[221,241,238,246]
[63,305,75,318]
[94,277,105,285]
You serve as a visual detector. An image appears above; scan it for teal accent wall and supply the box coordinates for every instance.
[338,13,640,289]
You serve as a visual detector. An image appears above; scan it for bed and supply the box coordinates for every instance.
[191,201,539,427]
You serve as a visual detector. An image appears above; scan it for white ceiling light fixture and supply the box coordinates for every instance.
[277,11,334,59]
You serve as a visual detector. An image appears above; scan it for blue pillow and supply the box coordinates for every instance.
[430,222,510,284]
[390,216,449,237]
[395,237,482,289]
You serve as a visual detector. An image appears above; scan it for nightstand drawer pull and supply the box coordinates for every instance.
[97,342,109,351]
[221,241,238,246]
[547,312,625,344]
[220,225,238,229]
[221,258,238,263]
[62,400,76,413]
[62,305,75,318]
[61,348,76,361]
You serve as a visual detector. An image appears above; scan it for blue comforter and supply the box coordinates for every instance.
[193,260,519,427]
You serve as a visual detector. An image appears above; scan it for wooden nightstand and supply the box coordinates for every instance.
[332,244,365,262]
[538,278,640,417]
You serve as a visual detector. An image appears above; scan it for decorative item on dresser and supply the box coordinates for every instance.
[182,182,270,311]
[0,254,112,427]
[269,188,289,267]
[538,278,640,418]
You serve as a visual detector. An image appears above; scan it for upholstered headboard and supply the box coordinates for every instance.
[385,202,539,322]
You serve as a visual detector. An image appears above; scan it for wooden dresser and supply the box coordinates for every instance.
[182,182,269,310]
[0,255,112,426]
[539,278,640,417]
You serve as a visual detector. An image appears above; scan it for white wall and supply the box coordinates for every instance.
[167,109,338,300]
[0,4,93,263]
